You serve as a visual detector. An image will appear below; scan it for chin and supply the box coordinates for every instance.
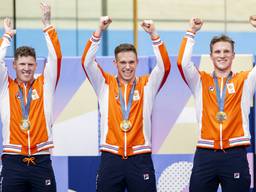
[125,76,134,81]
[122,78,130,82]
[21,78,33,83]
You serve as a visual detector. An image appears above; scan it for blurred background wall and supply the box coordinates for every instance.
[1,0,256,57]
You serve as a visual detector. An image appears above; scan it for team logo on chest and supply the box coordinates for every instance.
[208,86,215,92]
[226,83,235,94]
[31,89,40,100]
[133,90,140,101]
[16,92,21,100]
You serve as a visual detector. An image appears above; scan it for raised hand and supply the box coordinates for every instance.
[94,16,112,37]
[141,20,158,39]
[3,17,16,36]
[249,15,256,28]
[188,17,203,34]
[141,20,158,38]
[40,1,51,27]
[100,16,112,31]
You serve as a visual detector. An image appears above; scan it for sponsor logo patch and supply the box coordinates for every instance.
[234,173,240,179]
[143,173,150,180]
[45,179,51,186]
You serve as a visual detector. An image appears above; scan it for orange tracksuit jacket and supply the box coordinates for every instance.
[177,31,255,149]
[82,34,170,157]
[0,25,62,155]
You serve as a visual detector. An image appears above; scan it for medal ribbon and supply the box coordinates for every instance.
[116,78,136,121]
[213,72,232,112]
[18,83,34,120]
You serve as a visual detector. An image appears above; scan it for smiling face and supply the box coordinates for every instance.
[13,56,37,84]
[210,41,235,74]
[210,35,235,77]
[115,51,138,84]
[114,44,138,84]
[13,46,37,84]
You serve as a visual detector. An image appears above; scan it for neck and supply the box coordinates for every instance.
[214,69,231,78]
[16,78,34,86]
[117,76,136,85]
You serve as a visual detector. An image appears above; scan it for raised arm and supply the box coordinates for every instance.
[140,20,171,94]
[246,15,256,96]
[41,2,62,92]
[177,17,203,93]
[81,16,112,96]
[0,18,15,96]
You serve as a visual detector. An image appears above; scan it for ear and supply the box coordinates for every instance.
[210,53,213,61]
[113,59,117,67]
[233,52,235,58]
[13,60,17,69]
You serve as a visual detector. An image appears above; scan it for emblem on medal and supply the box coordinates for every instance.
[20,118,31,131]
[216,111,227,123]
[120,120,132,132]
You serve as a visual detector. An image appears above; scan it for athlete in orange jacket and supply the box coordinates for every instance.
[177,17,256,192]
[0,2,61,192]
[82,16,170,192]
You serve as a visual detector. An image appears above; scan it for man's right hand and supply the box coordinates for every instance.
[188,17,203,34]
[3,17,16,36]
[95,16,112,37]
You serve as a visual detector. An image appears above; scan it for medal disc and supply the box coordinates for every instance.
[120,120,132,132]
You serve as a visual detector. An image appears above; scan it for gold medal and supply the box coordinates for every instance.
[20,119,31,131]
[216,111,227,123]
[120,120,132,132]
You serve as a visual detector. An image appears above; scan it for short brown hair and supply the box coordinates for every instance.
[14,46,36,61]
[114,43,137,59]
[210,34,235,53]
